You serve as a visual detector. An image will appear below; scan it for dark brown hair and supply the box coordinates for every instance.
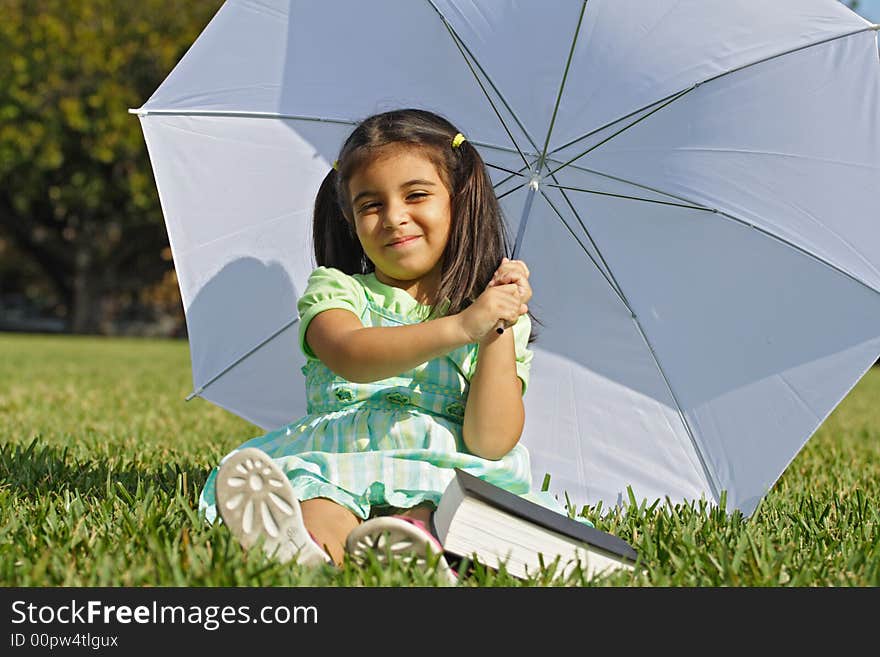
[312,108,537,341]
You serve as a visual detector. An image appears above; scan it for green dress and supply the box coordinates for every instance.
[199,266,573,523]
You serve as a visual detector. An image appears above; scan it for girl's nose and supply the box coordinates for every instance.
[381,201,410,228]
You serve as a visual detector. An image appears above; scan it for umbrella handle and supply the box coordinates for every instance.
[495,320,513,334]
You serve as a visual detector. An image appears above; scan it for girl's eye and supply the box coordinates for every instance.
[359,194,425,212]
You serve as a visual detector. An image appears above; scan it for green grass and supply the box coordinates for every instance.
[1,333,878,586]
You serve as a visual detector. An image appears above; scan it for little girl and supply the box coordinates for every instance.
[199,108,557,583]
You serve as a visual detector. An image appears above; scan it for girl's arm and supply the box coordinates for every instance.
[461,328,524,460]
[461,257,532,459]
[305,280,525,384]
[305,309,470,383]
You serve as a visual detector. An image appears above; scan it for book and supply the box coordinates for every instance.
[433,469,639,581]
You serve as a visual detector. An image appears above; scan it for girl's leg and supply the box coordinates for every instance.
[394,501,435,526]
[301,497,361,566]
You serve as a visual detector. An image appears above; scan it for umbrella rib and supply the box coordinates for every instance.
[137,110,531,173]
[543,157,880,297]
[484,161,531,179]
[692,23,880,97]
[492,137,630,193]
[544,155,721,210]
[494,167,528,191]
[486,161,531,203]
[496,180,530,201]
[537,0,588,171]
[128,109,360,125]
[564,167,880,299]
[544,23,880,168]
[547,88,690,159]
[538,188,723,503]
[472,140,541,162]
[185,317,300,401]
[475,144,542,192]
[540,179,625,302]
[544,183,713,212]
[537,188,627,310]
[532,91,698,291]
[134,108,530,167]
[546,86,695,178]
[626,310,723,505]
[542,154,704,337]
[493,159,544,192]
[425,0,542,161]
[424,0,530,170]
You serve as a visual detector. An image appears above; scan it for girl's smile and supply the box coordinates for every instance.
[347,145,452,304]
[386,235,421,248]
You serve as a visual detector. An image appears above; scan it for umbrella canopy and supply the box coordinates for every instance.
[132,0,880,517]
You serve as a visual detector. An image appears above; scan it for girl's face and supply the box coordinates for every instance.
[347,145,452,302]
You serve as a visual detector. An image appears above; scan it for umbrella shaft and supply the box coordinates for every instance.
[512,179,540,259]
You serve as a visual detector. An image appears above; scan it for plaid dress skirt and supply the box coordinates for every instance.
[199,268,569,523]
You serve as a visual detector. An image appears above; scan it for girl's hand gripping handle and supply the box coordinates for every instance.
[459,256,532,343]
[488,258,532,334]
[457,283,526,344]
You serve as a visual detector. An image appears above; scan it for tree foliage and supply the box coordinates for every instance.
[0,0,222,332]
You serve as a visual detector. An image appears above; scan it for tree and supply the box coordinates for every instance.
[0,0,222,333]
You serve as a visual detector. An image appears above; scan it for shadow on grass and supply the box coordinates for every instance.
[0,437,208,502]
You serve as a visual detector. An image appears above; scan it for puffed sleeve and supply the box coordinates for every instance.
[511,313,534,395]
[297,266,366,359]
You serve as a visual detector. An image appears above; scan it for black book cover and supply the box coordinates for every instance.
[450,468,639,563]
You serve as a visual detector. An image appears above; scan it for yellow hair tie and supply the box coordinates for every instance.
[332,160,339,171]
[451,133,466,149]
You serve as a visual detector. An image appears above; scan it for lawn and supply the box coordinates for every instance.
[1,333,878,586]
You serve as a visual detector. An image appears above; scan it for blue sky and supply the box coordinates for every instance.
[850,0,880,22]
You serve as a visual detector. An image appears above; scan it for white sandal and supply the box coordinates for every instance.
[215,447,331,567]
[345,515,458,585]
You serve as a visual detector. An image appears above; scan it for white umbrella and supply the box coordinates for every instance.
[131,0,880,517]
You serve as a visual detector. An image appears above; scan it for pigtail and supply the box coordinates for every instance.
[312,168,370,275]
[439,141,506,313]
[442,139,541,343]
